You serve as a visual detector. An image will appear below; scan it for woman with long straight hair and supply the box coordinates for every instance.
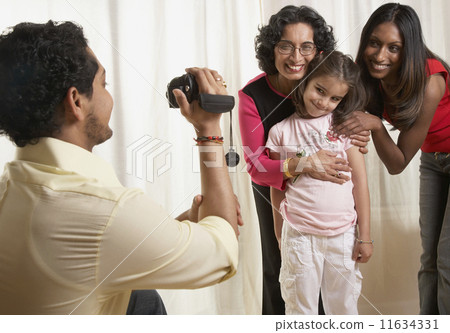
[335,3,450,315]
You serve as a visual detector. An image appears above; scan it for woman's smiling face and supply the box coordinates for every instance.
[274,22,317,84]
[363,22,403,84]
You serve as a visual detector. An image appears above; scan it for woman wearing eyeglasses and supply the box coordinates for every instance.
[238,5,369,315]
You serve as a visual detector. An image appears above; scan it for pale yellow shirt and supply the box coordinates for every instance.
[0,138,238,315]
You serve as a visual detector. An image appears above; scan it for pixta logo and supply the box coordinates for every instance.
[126,135,172,182]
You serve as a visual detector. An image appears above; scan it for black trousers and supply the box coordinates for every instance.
[252,182,324,315]
[252,182,285,314]
[126,290,167,315]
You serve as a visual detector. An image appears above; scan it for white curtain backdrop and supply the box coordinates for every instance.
[0,0,449,315]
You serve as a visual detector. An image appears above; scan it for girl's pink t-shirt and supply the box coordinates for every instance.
[266,113,357,236]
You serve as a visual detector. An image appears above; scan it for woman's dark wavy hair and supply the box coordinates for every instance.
[356,3,450,130]
[0,20,98,147]
[293,51,367,127]
[255,5,336,75]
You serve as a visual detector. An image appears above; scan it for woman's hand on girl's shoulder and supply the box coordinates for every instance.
[333,111,383,153]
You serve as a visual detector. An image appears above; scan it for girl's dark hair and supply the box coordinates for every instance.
[293,51,367,126]
[255,5,336,75]
[356,2,450,130]
[0,20,98,147]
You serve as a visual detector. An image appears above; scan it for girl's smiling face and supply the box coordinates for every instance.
[303,75,348,118]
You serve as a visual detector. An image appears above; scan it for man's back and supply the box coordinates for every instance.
[0,138,238,314]
[0,21,239,314]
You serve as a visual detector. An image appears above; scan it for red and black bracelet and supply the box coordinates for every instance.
[194,136,224,145]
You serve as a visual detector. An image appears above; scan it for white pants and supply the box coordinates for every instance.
[280,222,362,315]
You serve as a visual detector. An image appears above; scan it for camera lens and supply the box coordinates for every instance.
[166,73,199,108]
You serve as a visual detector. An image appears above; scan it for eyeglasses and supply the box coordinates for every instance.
[276,41,316,56]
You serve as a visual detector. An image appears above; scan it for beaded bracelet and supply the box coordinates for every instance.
[357,238,374,244]
[283,158,294,178]
[194,136,224,145]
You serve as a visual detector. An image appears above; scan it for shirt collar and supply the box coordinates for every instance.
[15,137,122,187]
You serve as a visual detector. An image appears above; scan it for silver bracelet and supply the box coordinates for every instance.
[357,238,374,244]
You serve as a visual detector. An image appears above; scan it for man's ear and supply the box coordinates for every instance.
[62,87,86,121]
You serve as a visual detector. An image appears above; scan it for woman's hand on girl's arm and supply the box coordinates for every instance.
[349,130,371,154]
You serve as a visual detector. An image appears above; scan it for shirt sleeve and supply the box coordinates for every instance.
[427,58,449,82]
[98,190,238,291]
[238,89,286,190]
[266,122,283,154]
[342,136,354,152]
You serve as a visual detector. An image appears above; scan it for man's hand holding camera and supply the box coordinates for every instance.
[171,67,241,237]
[172,67,227,134]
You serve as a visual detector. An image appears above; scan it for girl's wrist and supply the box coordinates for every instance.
[357,231,373,244]
[357,229,371,240]
[290,156,314,176]
[356,238,374,245]
[283,158,294,178]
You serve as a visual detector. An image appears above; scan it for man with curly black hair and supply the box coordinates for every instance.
[0,21,240,315]
[0,21,100,148]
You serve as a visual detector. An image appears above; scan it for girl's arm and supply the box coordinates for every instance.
[346,146,373,263]
[270,186,285,248]
[269,150,286,247]
[335,74,446,174]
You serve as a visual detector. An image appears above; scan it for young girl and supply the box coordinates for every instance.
[238,5,340,315]
[335,3,450,315]
[266,51,373,315]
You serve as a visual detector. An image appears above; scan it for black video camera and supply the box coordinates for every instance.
[166,73,235,113]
